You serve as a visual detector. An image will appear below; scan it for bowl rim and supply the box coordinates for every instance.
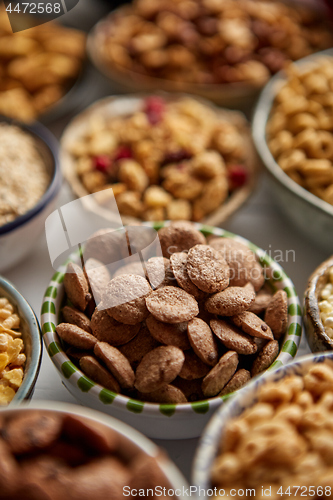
[192,351,333,493]
[0,276,43,402]
[252,48,333,219]
[40,221,302,418]
[0,117,61,236]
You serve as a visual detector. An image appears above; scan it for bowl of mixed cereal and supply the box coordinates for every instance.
[253,49,333,253]
[0,276,42,405]
[41,221,301,439]
[0,118,61,272]
[193,351,333,498]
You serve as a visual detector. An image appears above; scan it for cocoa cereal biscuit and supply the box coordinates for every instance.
[62,306,91,333]
[79,356,120,393]
[118,323,159,369]
[129,454,171,496]
[202,351,239,397]
[113,261,146,279]
[134,346,185,393]
[103,275,152,325]
[145,256,175,289]
[178,350,210,380]
[66,347,90,362]
[146,314,191,350]
[251,340,280,377]
[264,290,288,340]
[250,261,266,292]
[84,258,111,304]
[83,228,128,266]
[218,369,251,396]
[62,415,119,455]
[64,262,90,312]
[170,252,206,300]
[205,285,256,316]
[158,222,206,258]
[210,319,257,355]
[91,309,140,346]
[231,311,274,340]
[56,323,97,350]
[85,295,96,319]
[173,377,204,402]
[138,384,187,404]
[249,288,273,314]
[187,318,219,366]
[146,286,199,324]
[0,439,18,497]
[187,245,230,293]
[94,342,135,389]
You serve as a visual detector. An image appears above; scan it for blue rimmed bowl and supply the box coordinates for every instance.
[40,222,302,440]
[0,276,42,403]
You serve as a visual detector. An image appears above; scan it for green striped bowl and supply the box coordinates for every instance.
[41,222,302,439]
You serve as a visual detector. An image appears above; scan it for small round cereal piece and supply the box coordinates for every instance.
[202,351,239,397]
[91,309,140,346]
[84,258,111,304]
[218,369,251,396]
[170,252,205,300]
[210,319,257,355]
[178,350,210,380]
[79,356,120,393]
[187,244,230,293]
[205,285,256,316]
[146,315,191,350]
[264,290,288,340]
[103,275,152,325]
[118,324,159,369]
[134,346,185,393]
[62,306,91,333]
[251,340,280,377]
[173,377,204,402]
[187,318,219,366]
[231,312,274,340]
[249,288,273,314]
[157,222,206,258]
[84,228,128,265]
[56,323,97,350]
[64,262,90,312]
[145,256,175,289]
[113,261,146,279]
[146,286,199,324]
[94,342,135,389]
[138,385,187,404]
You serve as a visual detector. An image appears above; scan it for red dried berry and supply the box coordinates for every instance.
[143,96,166,125]
[93,155,112,173]
[114,146,133,161]
[162,149,192,165]
[228,164,248,190]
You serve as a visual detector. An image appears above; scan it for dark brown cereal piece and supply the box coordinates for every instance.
[0,438,19,497]
[187,244,230,294]
[46,441,88,468]
[84,228,129,265]
[113,261,146,279]
[118,323,159,369]
[264,290,288,340]
[56,323,97,350]
[85,295,96,319]
[91,309,140,346]
[202,351,239,397]
[231,311,274,340]
[94,342,135,390]
[138,385,187,404]
[64,262,90,312]
[103,275,152,325]
[205,285,256,316]
[249,288,273,314]
[84,258,111,304]
[66,347,90,362]
[146,314,191,350]
[251,260,265,292]
[173,377,204,402]
[19,456,68,499]
[251,340,280,377]
[178,350,210,380]
[146,286,199,324]
[187,318,219,366]
[134,346,185,393]
[145,256,175,289]
[129,454,171,495]
[158,222,206,258]
[63,414,119,454]
[79,356,120,393]
[218,369,251,396]
[170,252,205,300]
[210,319,257,355]
[62,306,91,333]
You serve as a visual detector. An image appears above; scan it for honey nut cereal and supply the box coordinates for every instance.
[67,95,251,222]
[319,266,333,339]
[211,361,333,499]
[56,222,288,404]
[0,297,25,406]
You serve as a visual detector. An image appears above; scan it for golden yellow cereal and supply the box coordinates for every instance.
[0,384,16,406]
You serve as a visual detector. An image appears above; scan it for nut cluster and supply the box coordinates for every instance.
[319,266,333,339]
[56,222,288,404]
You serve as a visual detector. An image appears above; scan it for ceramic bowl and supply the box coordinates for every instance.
[0,276,42,402]
[41,222,302,440]
[192,351,333,497]
[304,256,333,352]
[252,48,333,254]
[0,118,61,272]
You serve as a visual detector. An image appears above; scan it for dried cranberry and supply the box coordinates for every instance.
[93,155,112,173]
[114,146,133,161]
[162,149,192,165]
[228,164,248,190]
[143,96,166,125]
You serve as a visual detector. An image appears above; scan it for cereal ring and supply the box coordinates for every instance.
[218,369,251,396]
[231,312,274,340]
[94,342,135,389]
[210,319,257,355]
[264,290,288,340]
[178,350,210,380]
[145,256,175,289]
[79,356,120,393]
[146,286,199,324]
[170,252,206,300]
[64,262,90,312]
[138,384,187,404]
[158,222,206,258]
[118,324,159,369]
[134,346,185,393]
[202,351,239,397]
[103,275,152,325]
[186,245,230,293]
[56,323,97,350]
[205,285,255,316]
[91,309,140,346]
[187,318,219,366]
[251,340,279,377]
[62,306,91,333]
[84,258,111,304]
[249,289,273,314]
[146,315,191,350]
